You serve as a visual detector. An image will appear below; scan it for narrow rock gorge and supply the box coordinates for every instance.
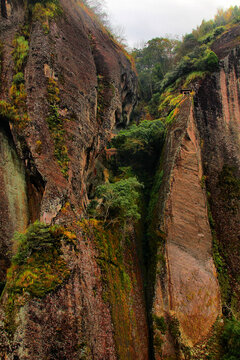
[0,1,239,359]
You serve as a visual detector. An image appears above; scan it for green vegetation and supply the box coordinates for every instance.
[207,195,231,310]
[0,100,17,121]
[30,0,62,33]
[221,318,240,360]
[168,316,181,342]
[46,78,70,178]
[132,37,180,101]
[206,165,240,312]
[88,118,165,228]
[183,71,206,87]
[8,33,30,127]
[110,119,165,185]
[112,119,165,156]
[96,74,115,124]
[153,315,167,334]
[3,221,71,335]
[96,177,143,225]
[12,36,29,73]
[132,6,240,119]
[12,72,25,85]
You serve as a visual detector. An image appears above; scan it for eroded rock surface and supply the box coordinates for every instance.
[0,1,149,359]
[153,100,221,359]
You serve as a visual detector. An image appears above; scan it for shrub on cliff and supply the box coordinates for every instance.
[111,119,165,180]
[221,318,240,360]
[112,119,165,155]
[159,46,219,92]
[96,177,143,226]
[12,36,29,73]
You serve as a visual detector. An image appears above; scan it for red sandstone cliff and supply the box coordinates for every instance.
[0,1,149,359]
[0,2,240,360]
[152,25,240,359]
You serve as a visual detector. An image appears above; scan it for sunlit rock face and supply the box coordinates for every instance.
[152,99,221,359]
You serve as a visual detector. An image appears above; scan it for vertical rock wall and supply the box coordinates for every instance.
[0,1,148,359]
[0,123,28,283]
[194,45,240,312]
[152,98,221,359]
[152,37,240,359]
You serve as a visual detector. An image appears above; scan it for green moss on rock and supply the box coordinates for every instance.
[46,78,70,178]
[31,0,62,33]
[2,222,71,336]
[78,219,141,360]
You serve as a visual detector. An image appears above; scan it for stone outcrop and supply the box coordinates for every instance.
[152,98,221,359]
[152,26,240,359]
[194,42,240,312]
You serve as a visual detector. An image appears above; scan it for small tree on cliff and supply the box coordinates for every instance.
[96,177,143,229]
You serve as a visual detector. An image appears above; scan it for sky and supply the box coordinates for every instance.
[104,0,239,47]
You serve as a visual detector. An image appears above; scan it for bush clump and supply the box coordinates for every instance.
[110,119,165,183]
[12,72,25,85]
[96,177,143,226]
[12,36,29,73]
[221,318,240,360]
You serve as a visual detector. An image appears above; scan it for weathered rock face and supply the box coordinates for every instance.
[152,99,221,359]
[0,122,29,283]
[1,1,239,359]
[194,42,240,312]
[151,26,240,359]
[0,1,149,359]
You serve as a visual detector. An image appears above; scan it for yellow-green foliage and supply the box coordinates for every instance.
[158,90,185,124]
[12,36,29,73]
[3,222,71,335]
[32,1,62,33]
[9,35,30,127]
[10,82,27,108]
[183,71,207,87]
[79,219,141,359]
[0,101,17,121]
[46,78,70,178]
[96,75,115,124]
[0,99,29,128]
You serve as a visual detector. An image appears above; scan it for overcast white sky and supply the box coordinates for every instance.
[104,0,239,47]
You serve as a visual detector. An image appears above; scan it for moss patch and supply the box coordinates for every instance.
[78,219,141,360]
[157,89,186,125]
[31,0,62,34]
[46,78,70,178]
[8,33,30,128]
[12,36,29,73]
[2,222,71,336]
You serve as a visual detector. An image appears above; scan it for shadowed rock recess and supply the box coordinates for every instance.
[0,1,239,359]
